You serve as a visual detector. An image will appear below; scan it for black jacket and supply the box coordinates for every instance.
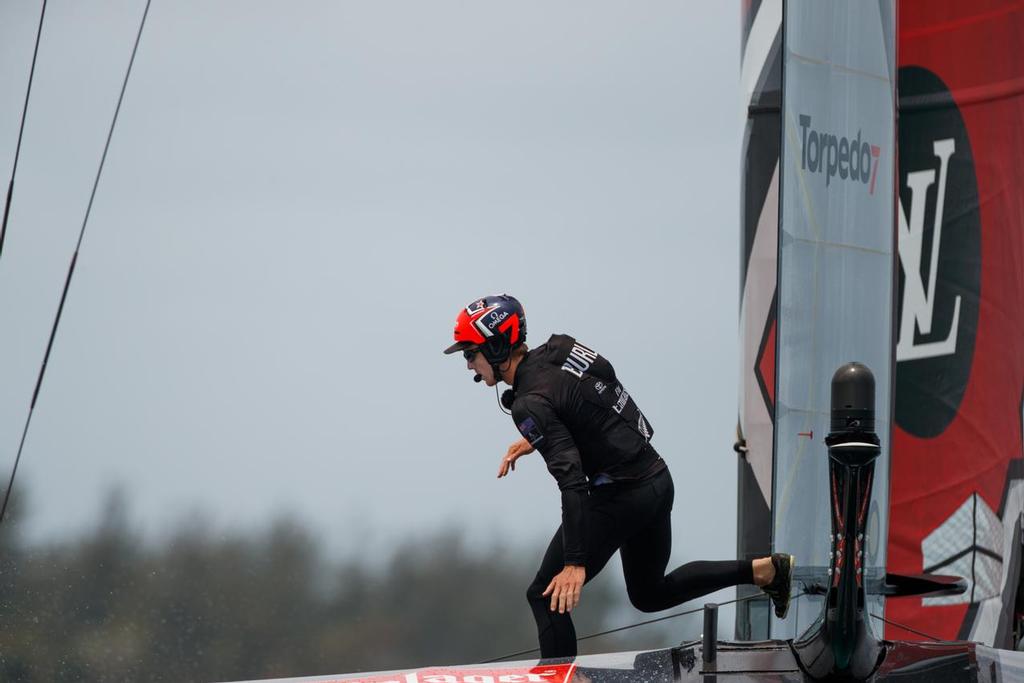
[510,334,665,565]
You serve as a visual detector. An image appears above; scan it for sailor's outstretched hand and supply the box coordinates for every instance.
[543,565,586,613]
[497,438,535,478]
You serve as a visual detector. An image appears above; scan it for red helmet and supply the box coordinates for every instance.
[443,294,527,365]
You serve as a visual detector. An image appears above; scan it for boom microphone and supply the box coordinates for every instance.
[473,373,483,383]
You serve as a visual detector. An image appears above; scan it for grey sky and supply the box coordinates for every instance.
[0,0,741,610]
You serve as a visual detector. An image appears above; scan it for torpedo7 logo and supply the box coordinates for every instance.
[799,114,882,194]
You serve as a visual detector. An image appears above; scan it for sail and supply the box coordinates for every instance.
[887,1,1024,646]
[737,0,899,640]
[770,0,898,639]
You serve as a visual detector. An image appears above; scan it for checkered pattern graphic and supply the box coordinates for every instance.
[923,493,1004,606]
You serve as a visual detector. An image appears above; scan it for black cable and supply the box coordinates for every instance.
[0,0,153,527]
[495,384,511,415]
[0,0,48,262]
[869,612,943,642]
[483,590,946,664]
[74,0,152,254]
[483,591,808,664]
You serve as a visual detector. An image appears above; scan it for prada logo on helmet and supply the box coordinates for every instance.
[561,342,599,378]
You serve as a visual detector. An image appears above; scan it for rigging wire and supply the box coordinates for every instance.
[0,0,48,262]
[482,591,808,664]
[0,0,153,527]
[483,591,947,664]
[869,612,943,642]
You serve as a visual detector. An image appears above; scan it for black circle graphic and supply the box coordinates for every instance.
[894,66,981,438]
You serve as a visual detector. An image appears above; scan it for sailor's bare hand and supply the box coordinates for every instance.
[542,565,586,613]
[497,438,535,478]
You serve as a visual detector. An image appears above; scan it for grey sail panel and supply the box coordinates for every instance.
[773,0,897,639]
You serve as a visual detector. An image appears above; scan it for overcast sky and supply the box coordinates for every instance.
[0,0,741,603]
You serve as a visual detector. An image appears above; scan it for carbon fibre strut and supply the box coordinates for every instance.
[793,363,885,680]
[792,363,969,680]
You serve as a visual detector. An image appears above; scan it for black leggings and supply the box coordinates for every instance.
[526,468,754,658]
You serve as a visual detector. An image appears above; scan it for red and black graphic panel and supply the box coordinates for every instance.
[736,0,782,640]
[755,295,776,419]
[887,0,1024,645]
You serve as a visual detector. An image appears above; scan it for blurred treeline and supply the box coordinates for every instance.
[0,491,684,682]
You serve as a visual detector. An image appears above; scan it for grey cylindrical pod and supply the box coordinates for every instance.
[829,362,875,433]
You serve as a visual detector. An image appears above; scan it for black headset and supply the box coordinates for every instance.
[478,332,518,414]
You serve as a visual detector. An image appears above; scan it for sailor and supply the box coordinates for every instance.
[445,294,793,659]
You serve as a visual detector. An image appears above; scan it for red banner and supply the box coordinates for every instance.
[888,0,1024,644]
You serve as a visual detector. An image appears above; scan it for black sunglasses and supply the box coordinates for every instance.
[463,348,479,361]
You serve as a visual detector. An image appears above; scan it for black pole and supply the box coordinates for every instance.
[793,362,885,680]
[702,603,718,664]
